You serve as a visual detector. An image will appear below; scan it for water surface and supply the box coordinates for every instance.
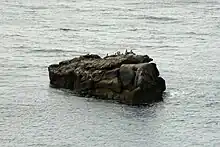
[0,0,220,146]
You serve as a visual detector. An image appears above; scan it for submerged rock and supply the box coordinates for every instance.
[48,51,166,105]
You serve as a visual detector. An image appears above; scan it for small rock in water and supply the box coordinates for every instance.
[48,50,166,105]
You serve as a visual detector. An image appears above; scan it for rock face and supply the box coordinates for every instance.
[48,51,166,105]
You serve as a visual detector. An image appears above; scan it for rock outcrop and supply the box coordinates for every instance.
[48,50,166,105]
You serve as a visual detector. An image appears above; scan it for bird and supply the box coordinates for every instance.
[125,49,128,55]
[116,51,121,55]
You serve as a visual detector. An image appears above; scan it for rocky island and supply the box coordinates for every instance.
[48,50,166,105]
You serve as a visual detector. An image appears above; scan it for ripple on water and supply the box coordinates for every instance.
[30,49,75,53]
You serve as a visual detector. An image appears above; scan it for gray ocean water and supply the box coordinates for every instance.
[0,0,220,146]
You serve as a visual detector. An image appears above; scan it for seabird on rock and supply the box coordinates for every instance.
[125,49,128,55]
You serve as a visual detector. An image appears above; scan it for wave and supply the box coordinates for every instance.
[185,32,209,36]
[59,28,78,32]
[30,49,75,53]
[3,34,26,37]
[137,15,178,21]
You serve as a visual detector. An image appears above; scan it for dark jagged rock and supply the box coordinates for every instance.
[48,51,166,105]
